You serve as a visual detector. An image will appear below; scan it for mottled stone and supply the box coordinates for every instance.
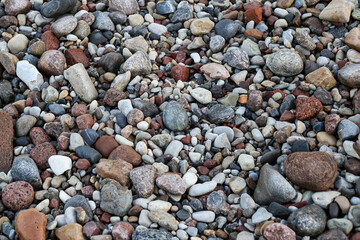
[108,145,142,166]
[263,223,296,240]
[0,112,13,173]
[130,165,156,198]
[295,97,323,120]
[305,67,337,90]
[266,49,303,76]
[156,172,186,195]
[2,181,34,211]
[96,159,133,187]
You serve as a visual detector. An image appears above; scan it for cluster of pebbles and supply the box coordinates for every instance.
[2,0,360,239]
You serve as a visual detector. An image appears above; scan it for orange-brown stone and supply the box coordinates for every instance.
[94,136,119,157]
[0,111,13,173]
[55,223,86,240]
[15,208,47,240]
[96,159,133,187]
[295,97,323,120]
[108,145,142,166]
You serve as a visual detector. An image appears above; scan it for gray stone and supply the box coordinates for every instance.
[213,126,234,141]
[348,205,360,227]
[337,119,360,140]
[225,47,249,70]
[339,64,360,88]
[215,19,241,40]
[15,115,37,137]
[132,227,172,240]
[210,35,225,53]
[92,12,115,31]
[64,195,93,220]
[163,101,188,131]
[41,0,77,18]
[266,49,304,76]
[10,155,41,189]
[171,2,192,23]
[156,1,176,14]
[206,104,234,124]
[121,51,152,77]
[132,99,159,117]
[50,16,77,37]
[109,0,138,15]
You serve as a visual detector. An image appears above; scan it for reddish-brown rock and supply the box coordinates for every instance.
[245,7,262,24]
[0,112,13,173]
[351,232,360,240]
[244,29,263,40]
[317,229,349,240]
[295,97,323,120]
[57,132,70,150]
[112,222,135,240]
[325,113,341,135]
[108,145,142,166]
[171,65,189,82]
[71,104,87,117]
[76,114,94,130]
[284,152,337,191]
[247,90,263,112]
[15,208,47,240]
[94,136,119,157]
[41,31,60,51]
[279,110,295,122]
[2,181,34,211]
[76,158,91,170]
[104,89,128,107]
[96,159,133,187]
[30,142,56,170]
[82,221,100,238]
[65,48,90,68]
[0,15,18,28]
[263,223,296,240]
[38,50,66,76]
[29,127,51,146]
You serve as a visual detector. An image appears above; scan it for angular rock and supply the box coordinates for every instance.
[96,159,133,187]
[305,66,337,90]
[338,64,360,88]
[156,172,186,195]
[295,97,323,120]
[108,145,142,166]
[319,0,351,23]
[55,223,86,240]
[121,51,151,77]
[130,165,156,198]
[15,209,47,240]
[0,51,19,75]
[224,47,250,70]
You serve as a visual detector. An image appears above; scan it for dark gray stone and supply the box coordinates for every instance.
[163,101,188,131]
[171,3,192,23]
[80,129,98,146]
[76,145,102,163]
[292,140,310,152]
[156,1,176,14]
[10,155,41,189]
[41,0,77,18]
[268,202,292,218]
[337,119,360,141]
[49,104,65,115]
[225,47,249,70]
[0,80,14,105]
[132,227,172,240]
[206,104,234,124]
[132,99,159,117]
[109,11,127,25]
[279,94,295,114]
[260,149,281,164]
[215,19,241,40]
[64,195,93,220]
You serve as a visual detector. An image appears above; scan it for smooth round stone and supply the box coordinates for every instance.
[48,155,72,175]
[338,64,360,88]
[49,104,65,115]
[41,0,77,18]
[266,49,304,76]
[251,207,272,224]
[163,101,189,132]
[192,211,215,223]
[312,191,340,208]
[8,34,28,54]
[327,218,353,234]
[51,16,77,37]
[190,88,212,104]
[238,154,255,170]
[188,181,217,197]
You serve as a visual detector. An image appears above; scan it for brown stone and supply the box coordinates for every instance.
[44,122,64,138]
[2,181,34,211]
[244,29,263,40]
[96,159,133,187]
[0,51,18,75]
[65,48,90,68]
[112,222,134,240]
[130,165,156,198]
[317,229,349,240]
[57,132,70,151]
[277,0,294,8]
[156,172,186,195]
[247,90,263,112]
[279,110,295,122]
[0,112,13,173]
[30,142,56,170]
[295,97,323,120]
[55,223,86,240]
[263,223,296,240]
[351,232,360,240]
[284,152,337,191]
[104,89,128,107]
[76,114,94,130]
[108,145,142,166]
[15,208,47,240]
[29,127,51,146]
[38,50,66,76]
[171,65,189,82]
[274,126,292,144]
[0,15,18,28]
[353,90,360,114]
[94,136,119,157]
[305,67,337,90]
[71,104,87,117]
[75,158,91,170]
[82,221,100,238]
[245,7,262,24]
[325,114,340,135]
[345,158,360,175]
[41,31,60,51]
[345,28,360,52]
[127,109,144,126]
[28,41,46,57]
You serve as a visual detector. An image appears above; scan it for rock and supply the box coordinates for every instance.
[65,49,90,68]
[189,181,217,197]
[215,19,240,40]
[0,51,18,75]
[51,16,78,37]
[132,99,159,117]
[48,155,72,176]
[94,136,119,157]
[210,35,225,53]
[319,0,351,23]
[325,114,341,135]
[15,208,47,240]
[295,28,316,50]
[96,159,133,187]
[263,223,296,240]
[284,152,337,191]
[171,65,189,82]
[247,90,263,112]
[99,53,124,73]
[16,60,44,91]
[109,145,141,166]
[10,156,41,188]
[305,66,337,90]
[314,87,333,105]
[190,88,212,104]
[163,101,188,131]
[92,12,115,31]
[76,146,102,163]
[241,39,261,56]
[295,97,323,120]
[156,172,186,195]
[121,51,151,77]
[131,227,172,240]
[254,164,296,205]
[2,181,34,211]
[327,218,353,234]
[4,0,31,16]
[171,2,192,23]
[30,142,56,170]
[338,64,360,88]
[317,229,349,240]
[192,211,215,223]
[245,7,263,24]
[8,34,28,54]
[156,1,176,15]
[206,190,230,215]
[41,0,77,18]
[109,0,138,15]
[190,17,214,35]
[200,63,230,80]
[16,115,37,136]
[55,223,86,240]
[130,165,156,198]
[72,20,91,39]
[100,178,132,216]
[64,195,93,220]
[164,140,183,157]
[148,211,178,231]
[112,222,134,240]
[148,23,167,35]
[41,31,60,51]
[229,176,246,194]
[224,47,250,70]
[338,119,360,140]
[348,205,360,226]
[206,104,234,124]
[252,207,272,224]
[266,49,303,76]
[38,50,66,76]
[312,191,341,208]
[346,28,360,52]
[0,112,13,173]
[0,80,14,105]
[124,36,148,53]
[64,63,98,103]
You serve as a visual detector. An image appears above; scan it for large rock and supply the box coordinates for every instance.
[0,112,13,173]
[287,204,327,237]
[295,97,323,120]
[2,181,34,211]
[64,63,98,103]
[38,50,66,76]
[51,16,78,37]
[254,164,296,205]
[305,66,336,90]
[100,178,132,216]
[96,159,133,187]
[109,0,138,15]
[319,0,352,23]
[108,145,142,166]
[15,209,47,240]
[10,155,42,188]
[41,0,77,18]
[130,165,156,198]
[266,49,303,76]
[121,51,152,77]
[163,101,188,132]
[16,60,44,91]
[4,0,31,16]
[156,172,186,195]
[345,28,360,52]
[284,152,337,191]
[0,51,19,74]
[338,64,360,88]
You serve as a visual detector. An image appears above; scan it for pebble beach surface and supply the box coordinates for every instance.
[1,0,360,239]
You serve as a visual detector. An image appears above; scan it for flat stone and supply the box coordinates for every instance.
[206,104,234,124]
[55,223,86,240]
[156,172,186,195]
[190,88,212,104]
[163,101,188,131]
[266,49,303,76]
[124,36,149,53]
[131,227,172,240]
[192,211,215,223]
[200,63,230,80]
[108,145,142,166]
[319,0,351,23]
[4,0,31,16]
[305,66,336,90]
[188,181,217,197]
[96,159,133,187]
[109,0,138,15]
[295,97,323,120]
[15,208,47,240]
[41,0,77,18]
[51,16,77,37]
[148,211,178,231]
[338,119,360,140]
[8,34,28,54]
[0,51,18,75]
[190,17,214,35]
[76,146,102,163]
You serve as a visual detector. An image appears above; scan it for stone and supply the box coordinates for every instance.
[277,0,294,8]
[190,88,212,104]
[48,155,72,176]
[148,23,167,35]
[108,145,142,166]
[16,60,44,91]
[327,218,353,234]
[94,136,119,157]
[287,204,327,237]
[245,7,263,24]
[295,28,316,50]
[263,223,296,240]
[254,164,296,205]
[112,222,134,240]
[163,101,188,131]
[8,34,28,54]
[30,142,56,170]
[317,229,349,240]
[96,159,133,187]
[305,66,337,90]
[295,97,323,120]
[206,104,234,124]
[0,51,18,75]
[121,51,152,77]
[247,90,263,112]
[171,2,192,23]
[16,115,37,136]
[312,191,341,208]
[100,178,132,217]
[76,146,102,163]
[51,16,78,37]
[28,41,46,57]
[148,211,178,231]
[38,50,66,76]
[210,35,225,53]
[225,47,250,70]
[192,211,215,223]
[319,0,352,23]
[266,49,303,76]
[124,36,148,53]
[215,19,241,40]
[338,64,360,88]
[10,156,41,188]
[41,0,77,18]
[131,227,172,240]
[284,152,337,191]
[156,172,186,195]
[229,176,246,194]
[189,181,217,196]
[338,119,360,140]
[64,195,93,220]
[156,1,176,14]
[241,39,261,56]
[348,205,360,226]
[92,12,115,31]
[4,0,31,16]
[15,208,47,240]
[132,99,159,117]
[130,165,156,198]
[346,28,360,52]
[55,223,86,240]
[65,49,90,68]
[200,63,230,80]
[72,20,91,39]
[41,31,60,51]
[0,112,13,173]
[2,181,34,211]
[190,17,214,35]
[99,53,124,73]
[164,140,183,157]
[252,207,273,224]
[64,63,98,103]
[171,65,189,82]
[206,190,230,215]
[109,0,138,15]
